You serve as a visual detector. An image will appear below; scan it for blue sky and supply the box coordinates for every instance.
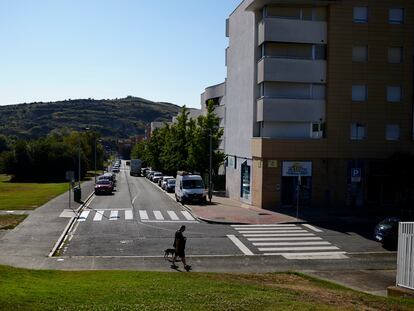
[0,0,240,108]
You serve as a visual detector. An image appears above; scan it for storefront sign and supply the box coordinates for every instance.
[227,156,235,169]
[282,161,312,177]
[268,160,278,168]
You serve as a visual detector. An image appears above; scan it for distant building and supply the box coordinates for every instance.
[172,108,202,123]
[207,0,413,211]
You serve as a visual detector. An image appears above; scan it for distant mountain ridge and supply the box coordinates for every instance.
[0,96,181,140]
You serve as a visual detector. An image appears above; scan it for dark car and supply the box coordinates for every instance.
[166,178,176,193]
[374,217,400,245]
[94,180,114,195]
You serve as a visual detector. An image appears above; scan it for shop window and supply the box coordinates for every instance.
[240,161,251,200]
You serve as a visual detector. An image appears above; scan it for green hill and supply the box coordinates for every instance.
[0,96,180,140]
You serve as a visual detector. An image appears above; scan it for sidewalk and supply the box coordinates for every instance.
[186,195,298,224]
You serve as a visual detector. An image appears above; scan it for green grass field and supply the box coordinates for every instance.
[0,175,68,211]
[0,266,412,311]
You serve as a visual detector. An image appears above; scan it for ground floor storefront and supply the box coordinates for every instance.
[226,156,410,213]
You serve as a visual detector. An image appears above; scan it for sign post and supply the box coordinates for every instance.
[65,171,75,211]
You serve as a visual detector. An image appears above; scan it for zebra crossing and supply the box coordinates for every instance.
[76,209,198,223]
[231,224,348,260]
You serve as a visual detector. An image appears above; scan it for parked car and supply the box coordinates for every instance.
[146,170,155,179]
[160,176,174,189]
[165,178,176,192]
[94,180,113,195]
[175,172,207,204]
[152,172,163,183]
[112,166,120,173]
[97,173,116,187]
[374,217,400,245]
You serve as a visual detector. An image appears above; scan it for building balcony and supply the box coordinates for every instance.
[257,57,326,84]
[258,18,327,46]
[256,97,325,122]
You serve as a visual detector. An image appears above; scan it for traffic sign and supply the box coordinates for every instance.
[351,168,361,183]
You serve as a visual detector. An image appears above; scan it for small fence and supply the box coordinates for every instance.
[397,222,414,290]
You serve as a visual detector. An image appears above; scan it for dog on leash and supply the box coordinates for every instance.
[164,248,175,260]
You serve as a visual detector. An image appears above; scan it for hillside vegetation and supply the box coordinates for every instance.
[0,96,180,140]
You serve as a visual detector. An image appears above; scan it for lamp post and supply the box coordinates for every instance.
[78,136,81,189]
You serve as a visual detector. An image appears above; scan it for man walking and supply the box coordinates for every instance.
[171,225,191,271]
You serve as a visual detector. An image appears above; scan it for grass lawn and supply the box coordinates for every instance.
[0,215,28,230]
[0,266,412,311]
[0,175,68,211]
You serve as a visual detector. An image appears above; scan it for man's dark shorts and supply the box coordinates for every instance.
[176,249,185,257]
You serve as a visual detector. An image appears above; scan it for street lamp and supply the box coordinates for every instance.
[208,129,213,203]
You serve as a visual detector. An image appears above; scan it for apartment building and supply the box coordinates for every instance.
[201,82,226,152]
[220,0,413,211]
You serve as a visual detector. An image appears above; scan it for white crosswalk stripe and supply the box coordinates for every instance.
[231,224,347,260]
[109,211,119,220]
[139,210,149,220]
[181,211,195,221]
[77,209,198,223]
[93,210,104,221]
[77,211,90,222]
[153,211,164,220]
[125,210,133,220]
[167,211,179,220]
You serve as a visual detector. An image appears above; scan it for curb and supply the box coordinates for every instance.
[48,191,94,257]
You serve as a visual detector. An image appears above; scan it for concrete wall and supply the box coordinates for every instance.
[225,1,257,203]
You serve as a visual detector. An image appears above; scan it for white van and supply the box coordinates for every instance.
[175,172,207,204]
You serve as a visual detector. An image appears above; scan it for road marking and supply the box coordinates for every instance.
[141,220,198,223]
[93,210,104,221]
[231,224,297,227]
[258,246,339,252]
[153,211,164,220]
[263,252,348,259]
[125,210,133,220]
[253,241,331,246]
[238,230,308,234]
[303,224,323,232]
[78,211,90,222]
[181,211,195,221]
[110,211,119,220]
[139,210,149,220]
[243,233,315,237]
[227,235,254,256]
[233,227,304,231]
[168,211,179,220]
[247,237,322,241]
[132,195,138,205]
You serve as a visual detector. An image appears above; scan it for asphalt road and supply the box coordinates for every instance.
[62,162,396,272]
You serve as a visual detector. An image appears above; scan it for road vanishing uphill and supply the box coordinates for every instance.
[0,162,397,296]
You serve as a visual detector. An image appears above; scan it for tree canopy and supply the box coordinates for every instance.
[131,100,224,179]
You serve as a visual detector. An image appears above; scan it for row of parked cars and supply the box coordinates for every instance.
[142,168,207,204]
[94,160,121,195]
[142,168,176,193]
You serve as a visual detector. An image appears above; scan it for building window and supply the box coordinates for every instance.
[353,7,368,23]
[351,123,366,140]
[386,124,400,140]
[352,85,367,101]
[387,86,402,102]
[311,122,325,139]
[352,46,368,62]
[388,47,403,63]
[389,8,404,24]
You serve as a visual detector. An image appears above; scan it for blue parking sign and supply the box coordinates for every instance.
[351,168,361,182]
